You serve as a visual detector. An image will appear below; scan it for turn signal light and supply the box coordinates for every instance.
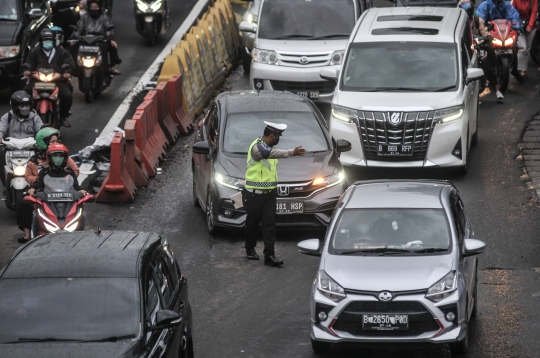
[312,177,324,185]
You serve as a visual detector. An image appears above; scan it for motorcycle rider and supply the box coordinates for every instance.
[72,0,122,75]
[0,91,43,201]
[22,28,75,128]
[50,26,66,48]
[475,0,524,87]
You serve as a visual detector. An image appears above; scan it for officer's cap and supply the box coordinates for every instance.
[264,121,287,136]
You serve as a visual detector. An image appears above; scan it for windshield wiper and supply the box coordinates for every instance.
[7,338,86,344]
[84,334,137,343]
[364,87,434,92]
[270,34,314,39]
[433,85,456,92]
[340,248,411,255]
[310,34,350,40]
[411,248,448,253]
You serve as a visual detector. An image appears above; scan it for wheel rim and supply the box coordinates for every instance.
[206,193,214,231]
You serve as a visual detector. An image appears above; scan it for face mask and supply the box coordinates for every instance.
[42,40,54,50]
[52,156,64,167]
[18,106,30,117]
[89,9,100,18]
[80,9,86,15]
[56,40,62,47]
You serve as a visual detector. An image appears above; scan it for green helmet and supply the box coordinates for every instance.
[35,127,60,150]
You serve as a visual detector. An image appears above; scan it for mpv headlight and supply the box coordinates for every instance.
[426,271,457,302]
[215,173,245,189]
[252,48,278,65]
[331,50,345,65]
[312,172,345,188]
[434,105,464,124]
[247,13,258,24]
[0,45,20,58]
[331,105,357,123]
[316,270,346,302]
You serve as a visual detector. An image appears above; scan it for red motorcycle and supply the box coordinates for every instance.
[23,175,94,236]
[30,68,64,129]
[488,19,519,92]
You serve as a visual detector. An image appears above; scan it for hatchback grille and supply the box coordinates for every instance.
[357,111,436,162]
[270,80,335,94]
[344,301,427,313]
[333,319,440,337]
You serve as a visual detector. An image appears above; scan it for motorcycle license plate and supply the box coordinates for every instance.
[80,45,100,53]
[295,91,319,100]
[276,201,303,215]
[46,192,74,202]
[9,151,32,158]
[377,144,413,157]
[35,82,56,90]
[362,315,409,331]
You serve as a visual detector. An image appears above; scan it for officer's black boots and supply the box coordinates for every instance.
[246,248,259,260]
[264,255,283,267]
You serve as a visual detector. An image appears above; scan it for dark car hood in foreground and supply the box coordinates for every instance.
[0,22,20,46]
[0,342,134,358]
[220,152,341,182]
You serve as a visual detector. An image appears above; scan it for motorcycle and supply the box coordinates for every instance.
[23,175,95,236]
[134,0,170,46]
[1,137,36,212]
[488,19,519,93]
[29,68,66,129]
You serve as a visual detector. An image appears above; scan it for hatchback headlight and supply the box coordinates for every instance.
[252,48,278,65]
[426,271,457,302]
[0,45,20,59]
[434,105,464,124]
[312,172,345,188]
[331,50,345,65]
[316,270,346,302]
[215,173,245,189]
[332,104,357,123]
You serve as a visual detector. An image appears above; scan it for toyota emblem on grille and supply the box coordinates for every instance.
[388,112,402,126]
[277,186,289,196]
[378,291,393,301]
[298,56,310,65]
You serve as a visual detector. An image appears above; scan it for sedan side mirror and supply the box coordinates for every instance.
[149,310,182,331]
[320,67,339,83]
[463,239,486,257]
[297,239,321,256]
[192,141,210,155]
[239,21,256,33]
[465,68,484,85]
[27,8,43,19]
[336,139,351,153]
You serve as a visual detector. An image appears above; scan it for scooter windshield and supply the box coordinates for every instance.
[44,175,76,194]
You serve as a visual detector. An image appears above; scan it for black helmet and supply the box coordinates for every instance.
[39,28,56,50]
[10,91,32,118]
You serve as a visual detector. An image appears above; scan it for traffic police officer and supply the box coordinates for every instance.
[243,121,306,266]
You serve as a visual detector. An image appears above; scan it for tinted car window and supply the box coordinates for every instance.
[0,0,18,20]
[0,278,139,343]
[223,112,329,153]
[258,0,356,40]
[154,260,171,305]
[331,209,451,253]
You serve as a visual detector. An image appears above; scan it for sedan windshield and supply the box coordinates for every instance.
[341,42,458,91]
[331,209,451,255]
[0,278,139,343]
[223,112,329,153]
[258,0,356,40]
[0,0,18,20]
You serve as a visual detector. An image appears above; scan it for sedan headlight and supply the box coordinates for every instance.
[331,104,357,123]
[0,45,20,59]
[426,271,457,302]
[434,105,464,124]
[316,270,346,302]
[331,50,345,65]
[312,172,345,188]
[13,165,26,176]
[252,48,278,65]
[215,173,245,189]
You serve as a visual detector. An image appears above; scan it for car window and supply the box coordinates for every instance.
[0,0,18,20]
[153,260,172,305]
[223,111,329,153]
[330,209,451,254]
[460,41,469,78]
[145,271,161,342]
[450,191,466,244]
[204,105,216,138]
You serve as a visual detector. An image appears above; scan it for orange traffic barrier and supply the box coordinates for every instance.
[139,96,169,157]
[95,132,136,203]
[154,82,180,144]
[132,107,158,177]
[167,74,194,134]
[124,119,149,187]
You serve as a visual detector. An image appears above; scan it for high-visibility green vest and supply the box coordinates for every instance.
[245,138,278,189]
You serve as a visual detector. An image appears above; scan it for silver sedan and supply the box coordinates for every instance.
[298,180,486,355]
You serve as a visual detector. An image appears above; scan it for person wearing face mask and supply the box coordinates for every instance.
[22,28,75,128]
[0,91,43,201]
[72,0,121,75]
[242,122,306,267]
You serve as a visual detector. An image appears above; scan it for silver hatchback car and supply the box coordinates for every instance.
[298,180,486,354]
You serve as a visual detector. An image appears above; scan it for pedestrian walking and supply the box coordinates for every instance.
[512,0,538,79]
[242,122,306,266]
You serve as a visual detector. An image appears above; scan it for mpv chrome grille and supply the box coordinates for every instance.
[277,52,331,67]
[357,110,436,162]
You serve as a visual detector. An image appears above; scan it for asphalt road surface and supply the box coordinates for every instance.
[2,1,540,358]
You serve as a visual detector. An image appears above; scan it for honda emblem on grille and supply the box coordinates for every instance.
[298,56,310,65]
[388,112,402,126]
[378,291,393,301]
[277,186,289,196]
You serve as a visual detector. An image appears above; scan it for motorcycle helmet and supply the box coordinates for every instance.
[458,0,474,20]
[36,128,61,151]
[49,26,64,47]
[47,143,69,170]
[39,28,56,51]
[10,91,32,118]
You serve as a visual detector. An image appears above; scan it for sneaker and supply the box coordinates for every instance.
[1,190,6,201]
[496,90,504,102]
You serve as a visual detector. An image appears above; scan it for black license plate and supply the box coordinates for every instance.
[47,192,74,202]
[80,45,100,53]
[276,201,304,215]
[362,314,409,331]
[9,151,32,158]
[295,91,319,100]
[377,144,413,157]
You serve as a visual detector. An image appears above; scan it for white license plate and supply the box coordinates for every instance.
[295,91,319,100]
[377,144,413,157]
[80,45,100,53]
[46,192,74,202]
[276,201,303,215]
[9,151,32,158]
[362,314,409,331]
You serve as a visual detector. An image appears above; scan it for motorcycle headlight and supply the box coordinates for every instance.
[214,173,245,189]
[491,38,503,46]
[331,104,357,123]
[38,208,60,232]
[0,45,20,59]
[150,0,163,11]
[252,48,278,65]
[316,270,346,302]
[426,271,457,302]
[135,0,149,11]
[13,165,26,176]
[312,172,345,188]
[83,57,95,68]
[331,50,345,65]
[504,38,514,46]
[64,209,83,232]
[434,105,464,124]
[39,72,49,82]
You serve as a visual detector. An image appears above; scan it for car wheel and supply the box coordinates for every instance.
[206,190,221,235]
[242,50,251,74]
[311,339,331,354]
[193,177,200,207]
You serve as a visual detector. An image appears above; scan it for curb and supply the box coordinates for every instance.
[520,114,540,198]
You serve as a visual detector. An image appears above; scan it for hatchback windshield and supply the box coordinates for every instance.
[258,0,356,40]
[223,112,329,153]
[342,42,458,91]
[331,209,451,254]
[0,0,18,20]
[0,278,139,343]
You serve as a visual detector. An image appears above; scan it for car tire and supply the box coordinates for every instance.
[471,101,479,146]
[448,314,469,355]
[242,50,251,74]
[311,339,332,354]
[206,190,221,235]
[193,177,200,207]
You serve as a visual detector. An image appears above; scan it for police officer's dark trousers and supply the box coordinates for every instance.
[242,189,276,256]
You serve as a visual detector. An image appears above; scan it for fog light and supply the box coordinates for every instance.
[318,311,327,321]
[445,312,456,321]
[224,210,233,217]
[453,149,461,156]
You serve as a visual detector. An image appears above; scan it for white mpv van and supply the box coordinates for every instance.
[322,7,483,174]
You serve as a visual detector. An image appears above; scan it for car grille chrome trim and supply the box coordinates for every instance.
[277,52,332,67]
[356,110,436,162]
[344,288,428,298]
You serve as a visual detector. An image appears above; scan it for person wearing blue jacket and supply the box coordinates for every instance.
[475,0,524,83]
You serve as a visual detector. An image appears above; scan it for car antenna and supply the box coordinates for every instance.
[255,79,262,96]
[95,226,101,235]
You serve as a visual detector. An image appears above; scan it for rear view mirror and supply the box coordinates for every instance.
[320,67,339,83]
[192,141,210,155]
[27,8,43,19]
[83,194,95,203]
[23,195,38,204]
[336,139,351,153]
[463,239,486,257]
[149,310,182,331]
[487,22,494,32]
[239,21,256,33]
[298,239,321,256]
[465,68,484,85]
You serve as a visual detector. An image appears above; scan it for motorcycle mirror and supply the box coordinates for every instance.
[84,195,96,203]
[23,196,38,204]
[106,25,115,31]
[487,23,494,32]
